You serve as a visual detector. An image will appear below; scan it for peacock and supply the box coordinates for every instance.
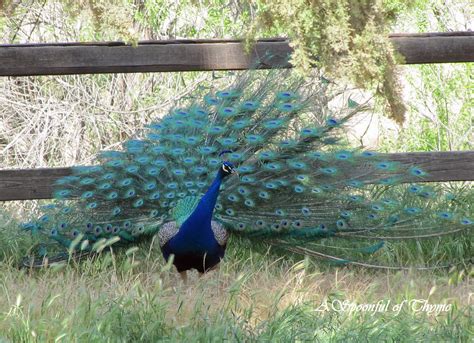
[19,68,472,277]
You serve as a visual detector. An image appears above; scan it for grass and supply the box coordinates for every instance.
[0,215,472,342]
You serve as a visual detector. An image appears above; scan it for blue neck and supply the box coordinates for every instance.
[182,171,224,229]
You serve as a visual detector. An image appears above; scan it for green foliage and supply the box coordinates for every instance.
[0,209,32,262]
[381,0,472,152]
[382,63,473,152]
[249,0,415,124]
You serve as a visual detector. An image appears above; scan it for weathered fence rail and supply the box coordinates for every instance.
[0,32,473,76]
[1,151,473,201]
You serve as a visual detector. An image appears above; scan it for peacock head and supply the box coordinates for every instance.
[220,161,237,178]
[218,150,238,178]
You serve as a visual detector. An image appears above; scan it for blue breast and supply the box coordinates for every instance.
[162,221,224,273]
[167,221,220,255]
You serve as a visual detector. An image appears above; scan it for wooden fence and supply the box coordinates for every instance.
[1,32,473,201]
[0,32,473,76]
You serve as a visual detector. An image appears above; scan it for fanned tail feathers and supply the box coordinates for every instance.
[20,68,473,269]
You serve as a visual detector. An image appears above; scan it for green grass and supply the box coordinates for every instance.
[0,214,472,342]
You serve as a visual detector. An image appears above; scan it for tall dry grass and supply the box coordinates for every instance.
[0,234,471,341]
